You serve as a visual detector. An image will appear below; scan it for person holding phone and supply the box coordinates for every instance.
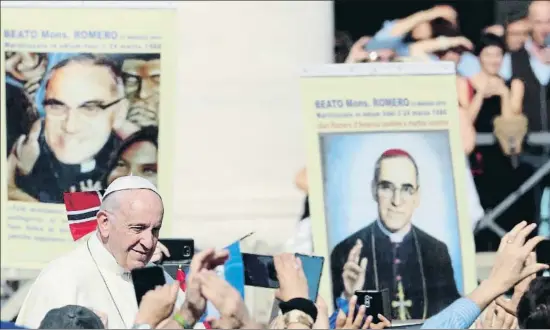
[15,176,228,329]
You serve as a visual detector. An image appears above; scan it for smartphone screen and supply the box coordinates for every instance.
[131,266,166,305]
[295,254,324,301]
[242,253,279,289]
[242,253,325,301]
[159,239,194,262]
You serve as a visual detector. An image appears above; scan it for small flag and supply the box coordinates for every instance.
[176,265,187,291]
[63,190,104,241]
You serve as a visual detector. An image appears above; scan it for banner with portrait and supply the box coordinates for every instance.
[1,6,177,270]
[301,62,477,320]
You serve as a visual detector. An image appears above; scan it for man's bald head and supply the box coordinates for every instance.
[528,1,550,46]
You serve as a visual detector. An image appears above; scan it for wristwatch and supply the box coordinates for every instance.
[283,310,314,329]
[131,324,152,329]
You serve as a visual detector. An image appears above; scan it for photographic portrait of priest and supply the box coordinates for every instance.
[324,132,463,321]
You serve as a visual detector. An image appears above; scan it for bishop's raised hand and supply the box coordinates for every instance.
[342,239,368,299]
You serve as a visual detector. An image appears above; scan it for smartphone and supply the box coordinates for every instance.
[159,238,194,263]
[296,254,325,301]
[544,34,550,47]
[536,239,550,277]
[242,253,325,301]
[355,289,391,324]
[242,253,279,289]
[131,266,166,305]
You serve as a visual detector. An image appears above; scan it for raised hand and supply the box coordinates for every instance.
[488,221,548,295]
[178,248,230,326]
[313,296,330,329]
[475,301,518,329]
[13,119,41,175]
[495,252,538,316]
[134,282,180,328]
[274,253,309,302]
[345,36,373,64]
[199,270,252,329]
[342,239,368,299]
[150,241,170,263]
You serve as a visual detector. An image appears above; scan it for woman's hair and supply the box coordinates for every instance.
[101,125,159,188]
[430,18,469,58]
[517,276,550,329]
[335,30,354,64]
[475,32,506,57]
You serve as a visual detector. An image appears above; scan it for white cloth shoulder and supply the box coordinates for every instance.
[284,218,313,254]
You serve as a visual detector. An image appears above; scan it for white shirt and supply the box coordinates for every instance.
[16,233,188,329]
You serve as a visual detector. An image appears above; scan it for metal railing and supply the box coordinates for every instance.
[473,132,550,237]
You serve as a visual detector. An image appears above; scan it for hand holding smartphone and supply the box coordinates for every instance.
[241,253,325,301]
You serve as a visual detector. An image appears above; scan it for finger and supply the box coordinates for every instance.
[514,223,537,247]
[199,271,227,306]
[522,236,546,256]
[501,221,527,249]
[502,312,515,329]
[336,310,346,329]
[519,263,549,279]
[347,295,358,324]
[493,306,505,328]
[359,258,368,272]
[207,249,230,269]
[189,248,215,273]
[361,315,373,329]
[344,262,363,275]
[484,302,496,324]
[357,36,371,48]
[378,314,390,326]
[169,281,180,300]
[347,240,363,264]
[354,305,366,328]
[274,254,283,275]
[495,297,516,316]
[511,317,518,329]
[158,242,170,256]
[344,271,358,282]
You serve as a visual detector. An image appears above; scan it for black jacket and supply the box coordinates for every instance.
[330,222,460,319]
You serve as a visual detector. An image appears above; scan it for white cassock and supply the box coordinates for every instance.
[16,233,200,329]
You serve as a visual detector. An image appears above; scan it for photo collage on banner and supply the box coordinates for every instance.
[300,62,477,321]
[1,6,177,270]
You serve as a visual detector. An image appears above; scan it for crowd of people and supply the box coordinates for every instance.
[1,0,549,329]
[1,176,548,330]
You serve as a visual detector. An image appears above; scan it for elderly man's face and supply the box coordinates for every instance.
[44,61,124,164]
[107,141,158,187]
[373,157,420,232]
[100,189,163,271]
[529,1,550,46]
[122,59,160,126]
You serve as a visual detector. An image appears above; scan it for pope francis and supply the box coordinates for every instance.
[16,176,188,329]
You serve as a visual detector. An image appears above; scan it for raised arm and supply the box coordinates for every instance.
[509,79,525,115]
[388,5,457,38]
[409,36,473,58]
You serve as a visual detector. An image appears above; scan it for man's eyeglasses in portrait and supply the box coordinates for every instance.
[43,97,124,118]
[376,180,418,200]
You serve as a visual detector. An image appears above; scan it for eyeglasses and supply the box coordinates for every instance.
[43,97,124,118]
[376,180,418,200]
